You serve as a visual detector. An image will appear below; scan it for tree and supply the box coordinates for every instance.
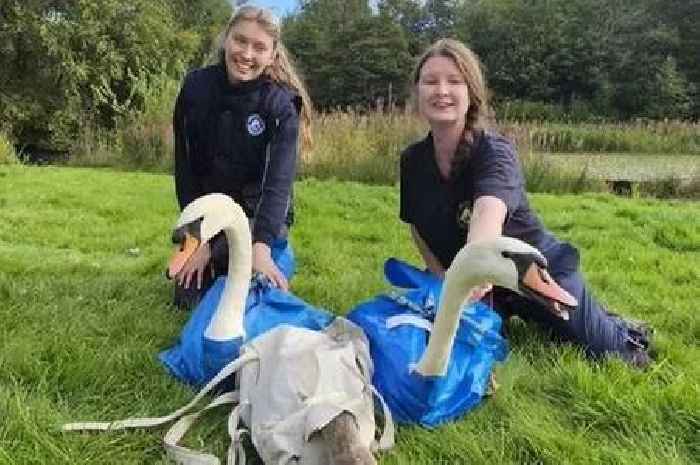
[649,0,700,118]
[284,0,411,108]
[0,0,213,149]
[646,56,692,119]
[377,0,430,55]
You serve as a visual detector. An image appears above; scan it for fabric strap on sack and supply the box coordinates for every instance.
[227,404,248,465]
[164,392,239,465]
[369,384,394,451]
[164,393,247,465]
[62,351,256,432]
[386,314,434,332]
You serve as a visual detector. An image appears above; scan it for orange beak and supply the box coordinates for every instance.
[166,232,200,279]
[521,263,578,320]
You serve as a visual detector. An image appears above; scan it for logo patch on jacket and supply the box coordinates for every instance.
[247,114,265,136]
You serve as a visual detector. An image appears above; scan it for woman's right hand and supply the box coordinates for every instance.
[253,242,289,292]
[176,242,212,290]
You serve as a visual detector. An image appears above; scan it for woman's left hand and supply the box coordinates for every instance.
[253,242,289,292]
[176,242,212,290]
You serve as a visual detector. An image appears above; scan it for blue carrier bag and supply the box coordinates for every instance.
[160,241,335,387]
[347,258,508,428]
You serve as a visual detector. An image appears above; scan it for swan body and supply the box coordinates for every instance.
[415,236,577,376]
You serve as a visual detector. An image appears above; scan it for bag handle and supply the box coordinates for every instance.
[386,314,433,332]
[62,350,257,433]
[369,384,395,451]
[165,391,239,465]
[226,404,248,465]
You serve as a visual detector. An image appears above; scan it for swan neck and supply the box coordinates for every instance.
[205,220,252,341]
[414,261,483,376]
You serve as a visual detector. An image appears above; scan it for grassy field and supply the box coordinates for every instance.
[0,165,698,465]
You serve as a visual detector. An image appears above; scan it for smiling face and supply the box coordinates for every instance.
[223,19,275,84]
[416,55,470,128]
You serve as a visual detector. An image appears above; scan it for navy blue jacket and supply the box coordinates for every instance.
[173,64,301,253]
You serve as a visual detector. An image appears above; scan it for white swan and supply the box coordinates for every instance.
[166,193,378,465]
[167,193,252,340]
[415,236,577,376]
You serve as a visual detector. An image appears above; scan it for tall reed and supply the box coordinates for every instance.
[0,133,19,165]
[66,100,699,197]
[301,108,425,184]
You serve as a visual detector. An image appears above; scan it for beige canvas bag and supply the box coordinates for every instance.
[64,318,394,465]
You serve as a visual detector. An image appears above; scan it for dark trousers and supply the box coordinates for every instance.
[491,243,651,367]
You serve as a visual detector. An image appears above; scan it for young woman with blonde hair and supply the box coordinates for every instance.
[171,6,313,306]
[400,39,652,367]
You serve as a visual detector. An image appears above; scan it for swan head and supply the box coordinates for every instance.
[166,194,249,279]
[415,236,578,376]
[448,236,577,319]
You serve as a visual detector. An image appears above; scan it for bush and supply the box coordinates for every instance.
[496,100,603,124]
[70,71,180,171]
[638,176,700,199]
[2,1,199,151]
[519,151,606,194]
[0,134,19,165]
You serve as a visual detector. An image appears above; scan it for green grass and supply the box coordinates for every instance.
[1,165,698,465]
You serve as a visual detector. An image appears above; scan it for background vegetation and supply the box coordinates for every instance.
[1,165,698,464]
[1,0,698,156]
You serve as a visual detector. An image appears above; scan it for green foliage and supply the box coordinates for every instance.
[377,0,430,55]
[1,166,698,464]
[511,121,700,154]
[0,133,19,165]
[64,107,698,197]
[497,100,603,123]
[519,152,605,195]
[301,110,425,183]
[646,57,693,120]
[649,0,700,117]
[0,0,226,150]
[281,0,698,119]
[284,0,412,108]
[69,71,181,171]
[169,0,232,66]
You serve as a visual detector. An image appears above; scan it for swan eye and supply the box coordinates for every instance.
[171,228,186,245]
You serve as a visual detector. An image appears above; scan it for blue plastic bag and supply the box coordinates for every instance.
[160,241,335,387]
[347,258,508,428]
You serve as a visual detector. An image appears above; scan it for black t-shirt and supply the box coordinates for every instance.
[400,130,559,269]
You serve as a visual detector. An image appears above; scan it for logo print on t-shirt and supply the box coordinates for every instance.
[247,114,265,136]
[457,201,472,230]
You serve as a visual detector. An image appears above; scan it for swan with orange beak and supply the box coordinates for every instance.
[167,193,252,341]
[415,236,577,376]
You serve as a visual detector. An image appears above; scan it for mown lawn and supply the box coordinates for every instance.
[0,165,698,465]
